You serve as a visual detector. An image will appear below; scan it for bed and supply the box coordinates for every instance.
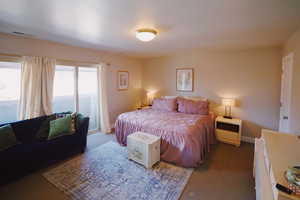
[115,108,216,168]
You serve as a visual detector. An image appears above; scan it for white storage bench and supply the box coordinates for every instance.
[127,132,161,168]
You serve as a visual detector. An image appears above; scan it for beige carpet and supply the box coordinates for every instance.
[0,132,255,200]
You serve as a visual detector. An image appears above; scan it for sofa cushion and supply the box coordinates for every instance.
[0,143,35,181]
[35,114,56,140]
[0,124,19,151]
[48,115,72,140]
[0,142,33,161]
[9,116,47,143]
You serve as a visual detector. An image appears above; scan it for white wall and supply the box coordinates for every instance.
[142,47,282,138]
[0,33,142,124]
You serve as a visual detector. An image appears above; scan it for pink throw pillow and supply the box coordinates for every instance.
[152,98,177,112]
[177,97,209,115]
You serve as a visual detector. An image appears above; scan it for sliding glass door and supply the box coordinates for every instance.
[53,65,98,131]
[78,67,98,130]
[53,65,75,113]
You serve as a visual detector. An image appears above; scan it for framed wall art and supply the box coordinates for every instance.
[117,71,129,90]
[176,68,194,92]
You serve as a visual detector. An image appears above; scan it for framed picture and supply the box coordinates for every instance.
[176,68,194,92]
[117,71,129,90]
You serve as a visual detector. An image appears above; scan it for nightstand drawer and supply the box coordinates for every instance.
[216,122,239,133]
[216,129,239,141]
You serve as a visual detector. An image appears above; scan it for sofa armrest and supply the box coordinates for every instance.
[76,117,89,152]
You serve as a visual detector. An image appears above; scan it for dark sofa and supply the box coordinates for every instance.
[0,113,89,184]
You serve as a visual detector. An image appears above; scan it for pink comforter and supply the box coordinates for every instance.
[115,109,216,168]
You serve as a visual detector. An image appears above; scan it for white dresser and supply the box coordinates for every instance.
[127,132,160,168]
[255,129,300,200]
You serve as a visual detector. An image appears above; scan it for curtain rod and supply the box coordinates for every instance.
[0,52,110,66]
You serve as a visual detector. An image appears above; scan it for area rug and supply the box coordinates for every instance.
[43,141,193,200]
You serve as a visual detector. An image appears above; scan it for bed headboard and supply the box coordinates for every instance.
[162,96,208,101]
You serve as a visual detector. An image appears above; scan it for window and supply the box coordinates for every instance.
[0,60,100,131]
[53,65,75,113]
[0,61,21,123]
[53,65,99,131]
[78,67,98,130]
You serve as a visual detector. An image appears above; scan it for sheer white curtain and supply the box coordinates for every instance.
[97,63,111,133]
[19,56,56,120]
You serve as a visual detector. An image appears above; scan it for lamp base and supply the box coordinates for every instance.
[223,115,233,119]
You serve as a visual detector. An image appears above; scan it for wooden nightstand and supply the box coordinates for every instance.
[215,116,242,147]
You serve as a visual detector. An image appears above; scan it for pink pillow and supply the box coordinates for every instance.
[177,97,209,115]
[152,98,177,112]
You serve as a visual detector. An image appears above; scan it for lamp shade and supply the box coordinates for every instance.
[222,98,235,106]
[147,91,156,105]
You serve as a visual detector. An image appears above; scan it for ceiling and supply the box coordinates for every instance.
[0,0,300,58]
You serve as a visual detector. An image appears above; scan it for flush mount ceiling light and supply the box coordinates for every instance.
[136,28,158,42]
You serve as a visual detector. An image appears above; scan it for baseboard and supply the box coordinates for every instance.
[241,136,255,144]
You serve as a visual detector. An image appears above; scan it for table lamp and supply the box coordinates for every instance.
[222,98,235,119]
[147,91,155,106]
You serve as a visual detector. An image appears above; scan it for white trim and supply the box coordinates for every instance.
[241,136,255,143]
[279,52,293,133]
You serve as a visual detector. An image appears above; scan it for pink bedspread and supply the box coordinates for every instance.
[115,109,216,167]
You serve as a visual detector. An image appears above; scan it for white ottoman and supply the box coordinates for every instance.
[127,132,160,168]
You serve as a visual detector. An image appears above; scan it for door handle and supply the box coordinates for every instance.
[283,116,288,120]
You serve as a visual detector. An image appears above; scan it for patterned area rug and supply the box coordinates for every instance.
[43,141,193,200]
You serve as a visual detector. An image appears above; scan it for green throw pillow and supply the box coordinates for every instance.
[48,114,73,140]
[36,114,56,140]
[0,124,19,151]
[55,112,76,133]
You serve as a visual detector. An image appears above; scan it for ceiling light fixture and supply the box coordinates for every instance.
[136,28,157,42]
